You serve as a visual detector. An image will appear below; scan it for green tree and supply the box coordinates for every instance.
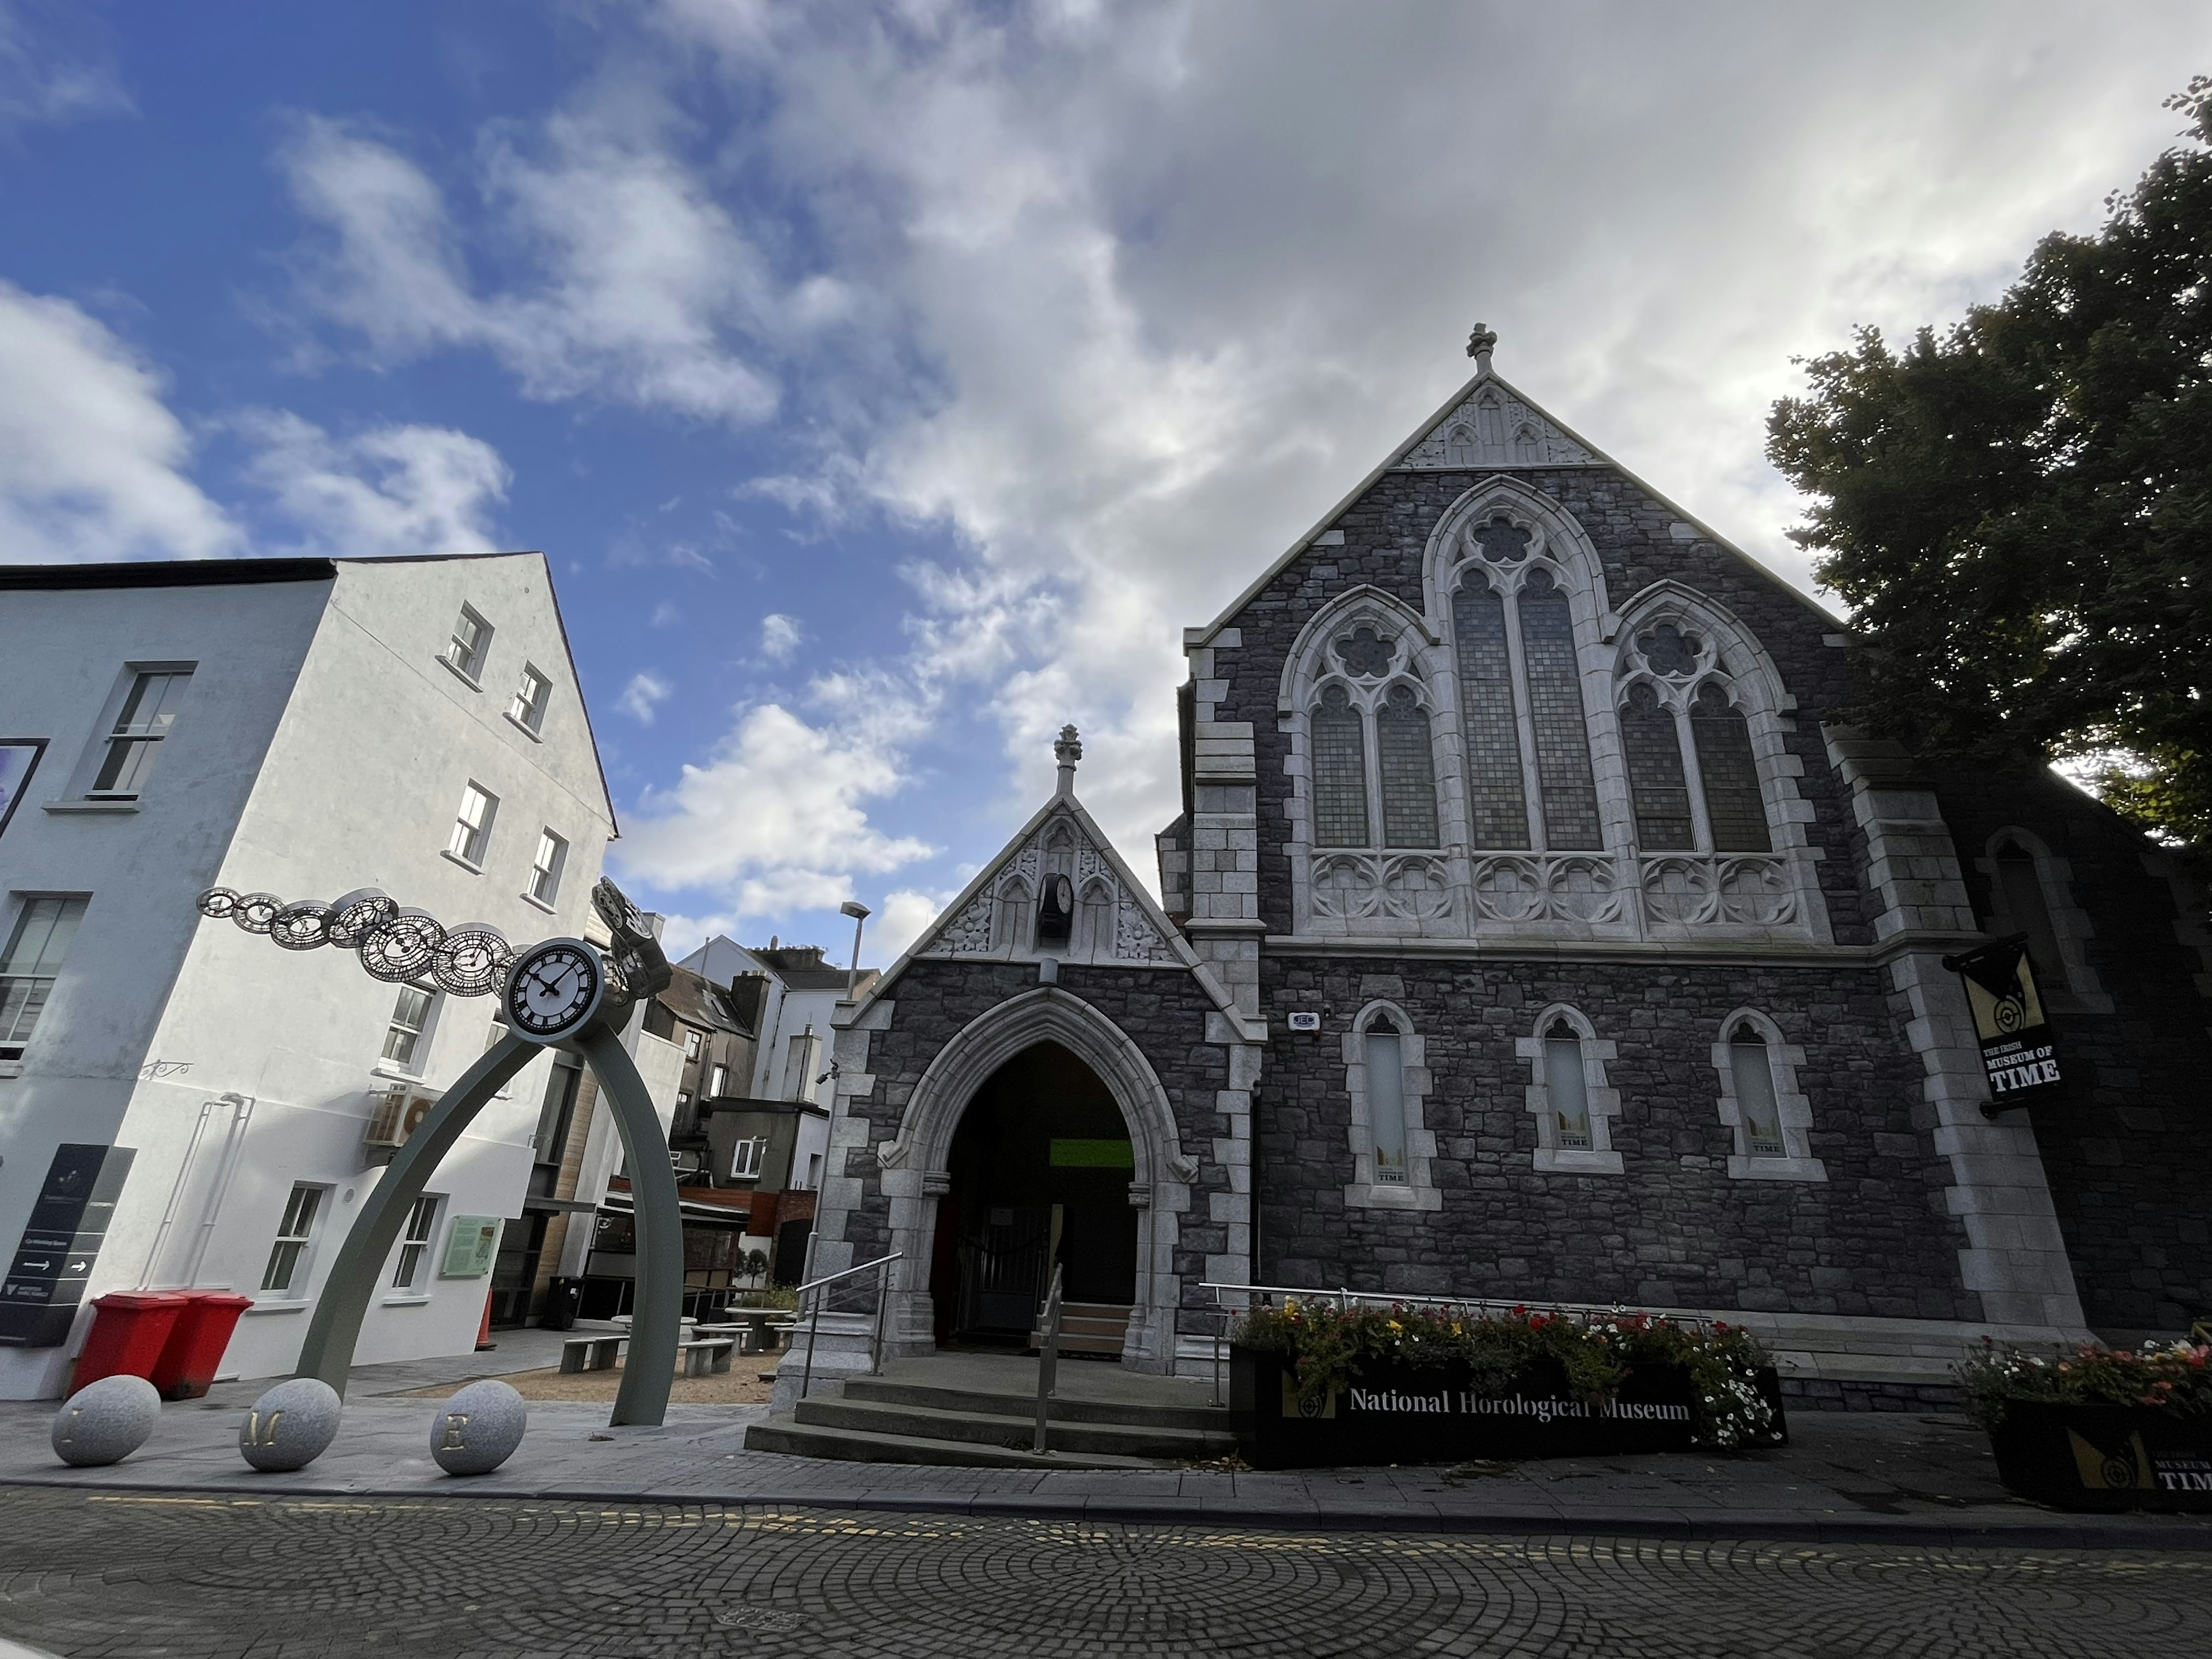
[1768,79,2212,844]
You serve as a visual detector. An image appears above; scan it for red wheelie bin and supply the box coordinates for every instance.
[70,1291,191,1389]
[148,1291,254,1400]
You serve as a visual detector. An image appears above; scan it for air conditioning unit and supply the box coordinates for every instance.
[363,1085,438,1162]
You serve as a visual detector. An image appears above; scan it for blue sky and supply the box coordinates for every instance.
[1,1,2203,964]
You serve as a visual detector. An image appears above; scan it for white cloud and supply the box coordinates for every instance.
[235,410,510,558]
[759,611,802,662]
[871,885,961,962]
[276,103,805,424]
[0,281,234,563]
[0,2,131,134]
[617,698,934,916]
[618,671,675,723]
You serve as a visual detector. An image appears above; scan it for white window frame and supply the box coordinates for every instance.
[507,664,552,735]
[1340,999,1441,1211]
[1517,1003,1623,1174]
[526,828,568,907]
[391,1193,443,1291]
[730,1137,767,1181]
[709,1061,729,1097]
[447,782,498,869]
[1,893,89,1064]
[445,605,492,685]
[378,980,440,1076]
[684,1029,703,1060]
[1974,827,2112,1014]
[260,1182,329,1297]
[86,666,195,801]
[1709,1008,1827,1181]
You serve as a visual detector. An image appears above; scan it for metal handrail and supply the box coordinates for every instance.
[1032,1263,1065,1455]
[798,1250,903,1401]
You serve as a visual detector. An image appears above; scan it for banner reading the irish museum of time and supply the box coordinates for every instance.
[1942,935,2064,1108]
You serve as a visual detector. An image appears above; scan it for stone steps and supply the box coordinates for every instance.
[743,1355,1239,1467]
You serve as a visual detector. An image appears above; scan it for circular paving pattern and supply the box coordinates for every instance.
[0,1488,2204,1657]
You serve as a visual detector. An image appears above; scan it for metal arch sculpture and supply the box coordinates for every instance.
[193,876,683,1427]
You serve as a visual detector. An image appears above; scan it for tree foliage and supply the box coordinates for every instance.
[1768,79,2212,844]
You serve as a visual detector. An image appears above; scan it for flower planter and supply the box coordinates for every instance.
[1230,1343,1786,1469]
[1983,1400,2212,1512]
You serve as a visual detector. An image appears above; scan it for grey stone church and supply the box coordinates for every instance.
[805,336,2211,1400]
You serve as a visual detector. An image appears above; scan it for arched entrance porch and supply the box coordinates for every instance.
[929,1041,1139,1347]
[874,987,1194,1372]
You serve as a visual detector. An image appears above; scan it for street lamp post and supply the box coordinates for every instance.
[840,899,871,1001]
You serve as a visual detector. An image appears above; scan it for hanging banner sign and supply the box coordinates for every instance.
[1942,935,2063,1109]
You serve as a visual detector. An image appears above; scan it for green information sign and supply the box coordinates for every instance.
[1049,1138,1134,1169]
[440,1215,503,1278]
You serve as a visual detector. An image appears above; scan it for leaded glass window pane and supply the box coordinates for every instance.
[1544,1020,1590,1147]
[1452,582,1529,847]
[1310,684,1370,848]
[1376,685,1439,848]
[1729,1025,1785,1155]
[1690,683,1771,853]
[1516,570,1602,849]
[1622,683,1695,850]
[1366,1022,1408,1183]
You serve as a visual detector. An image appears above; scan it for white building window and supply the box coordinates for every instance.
[508,664,551,732]
[90,669,192,799]
[1517,1004,1622,1174]
[381,982,438,1072]
[1710,1009,1826,1181]
[1340,1001,1441,1211]
[446,606,491,681]
[261,1183,326,1294]
[528,828,568,905]
[0,895,88,1061]
[709,1062,729,1097]
[392,1195,441,1289]
[448,783,498,867]
[684,1029,703,1060]
[730,1137,767,1180]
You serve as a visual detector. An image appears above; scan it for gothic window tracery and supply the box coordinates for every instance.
[1615,623,1775,856]
[1304,624,1442,851]
[1446,519,1602,850]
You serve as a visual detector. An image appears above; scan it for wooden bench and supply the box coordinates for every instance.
[676,1337,736,1378]
[560,1335,625,1374]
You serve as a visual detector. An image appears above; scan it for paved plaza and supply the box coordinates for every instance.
[0,1486,2206,1658]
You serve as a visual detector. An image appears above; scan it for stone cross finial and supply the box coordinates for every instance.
[1054,724,1082,796]
[1466,323,1498,373]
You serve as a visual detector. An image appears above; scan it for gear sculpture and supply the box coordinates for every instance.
[191,874,681,1437]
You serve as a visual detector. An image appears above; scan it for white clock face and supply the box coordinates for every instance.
[502,940,605,1042]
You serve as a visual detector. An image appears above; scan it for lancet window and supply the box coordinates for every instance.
[1306,624,1441,851]
[1616,622,1774,855]
[1447,518,1602,850]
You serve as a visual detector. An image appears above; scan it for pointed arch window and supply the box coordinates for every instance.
[1516,1005,1623,1173]
[1727,1024,1785,1156]
[1447,522,1602,850]
[1710,1010,1825,1180]
[1364,1013,1409,1184]
[1304,625,1442,851]
[1342,1002,1440,1210]
[1543,1018,1591,1148]
[1994,839,2067,991]
[1616,623,1775,855]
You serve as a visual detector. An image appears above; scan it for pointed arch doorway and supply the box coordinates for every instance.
[927,1040,1138,1348]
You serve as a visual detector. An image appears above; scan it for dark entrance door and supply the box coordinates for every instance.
[489,1211,548,1328]
[933,1041,1139,1347]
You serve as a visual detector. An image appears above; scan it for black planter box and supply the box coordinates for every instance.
[1230,1344,1786,1469]
[1984,1400,2212,1511]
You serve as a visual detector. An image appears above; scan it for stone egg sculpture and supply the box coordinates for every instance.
[431,1378,527,1475]
[51,1374,162,1468]
[238,1376,342,1471]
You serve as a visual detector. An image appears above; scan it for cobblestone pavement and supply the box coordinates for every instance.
[0,1487,2205,1658]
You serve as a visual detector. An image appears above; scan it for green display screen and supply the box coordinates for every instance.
[1048,1138,1134,1169]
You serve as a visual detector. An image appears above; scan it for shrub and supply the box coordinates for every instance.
[1953,1338,2212,1426]
[1232,1301,1778,1449]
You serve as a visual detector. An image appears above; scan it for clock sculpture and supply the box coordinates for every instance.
[192,877,684,1428]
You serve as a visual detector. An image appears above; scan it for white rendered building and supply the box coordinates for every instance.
[0,554,617,1399]
[678,937,873,1197]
